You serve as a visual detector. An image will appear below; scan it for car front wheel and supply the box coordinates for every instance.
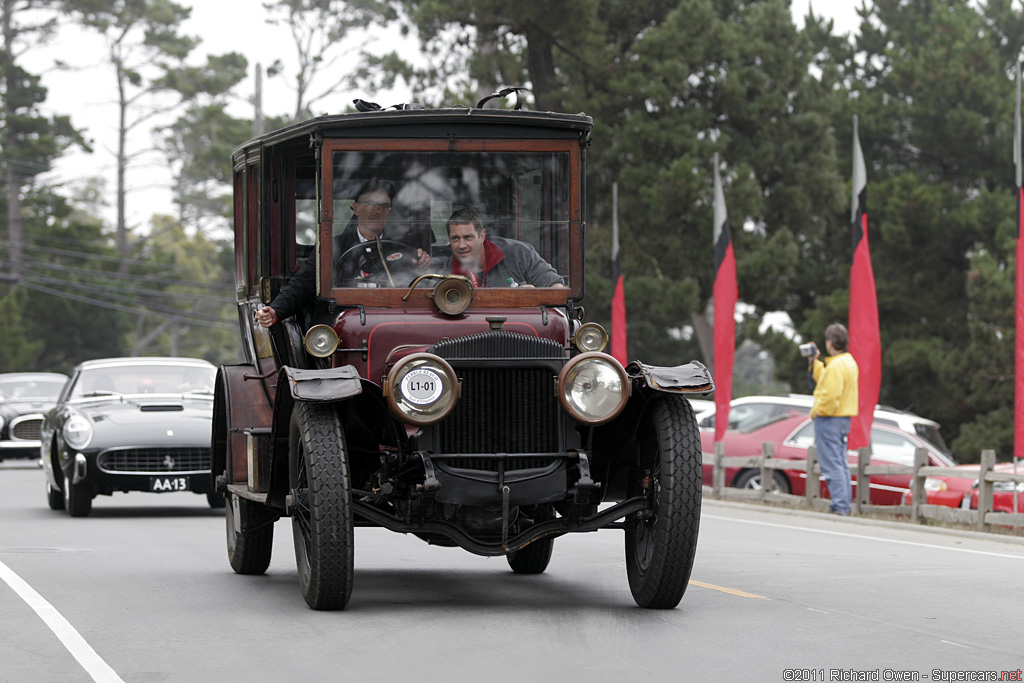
[289,401,353,610]
[624,395,702,609]
[63,476,92,517]
[46,482,65,511]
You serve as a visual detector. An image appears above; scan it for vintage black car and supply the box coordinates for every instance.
[0,372,68,462]
[41,357,220,516]
[214,95,713,610]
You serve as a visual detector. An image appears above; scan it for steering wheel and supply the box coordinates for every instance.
[334,240,422,287]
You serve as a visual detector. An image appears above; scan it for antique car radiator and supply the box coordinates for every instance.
[428,331,568,466]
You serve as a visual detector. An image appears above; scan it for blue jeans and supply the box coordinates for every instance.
[814,416,852,515]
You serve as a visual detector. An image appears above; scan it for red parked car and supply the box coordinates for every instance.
[701,413,956,505]
[904,462,1024,513]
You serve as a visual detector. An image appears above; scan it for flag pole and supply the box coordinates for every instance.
[1014,61,1022,459]
[611,182,628,365]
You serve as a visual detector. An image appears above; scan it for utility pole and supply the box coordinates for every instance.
[253,63,265,138]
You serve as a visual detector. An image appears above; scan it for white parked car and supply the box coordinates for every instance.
[695,394,949,456]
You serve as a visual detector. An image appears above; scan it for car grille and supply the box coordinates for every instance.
[97,447,210,474]
[10,415,43,441]
[429,331,565,461]
[436,367,560,455]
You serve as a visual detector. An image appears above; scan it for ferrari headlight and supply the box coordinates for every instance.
[923,477,948,493]
[557,352,629,425]
[63,414,94,450]
[572,323,609,353]
[384,353,459,425]
[304,324,339,358]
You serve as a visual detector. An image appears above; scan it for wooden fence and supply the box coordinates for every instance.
[702,443,1024,533]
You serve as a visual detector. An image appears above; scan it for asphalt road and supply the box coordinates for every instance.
[2,460,1023,683]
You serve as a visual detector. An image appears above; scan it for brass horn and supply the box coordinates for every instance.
[429,276,474,315]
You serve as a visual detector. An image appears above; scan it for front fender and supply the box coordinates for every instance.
[267,365,364,508]
[626,360,714,395]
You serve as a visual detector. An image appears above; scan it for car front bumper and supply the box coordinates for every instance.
[68,445,215,495]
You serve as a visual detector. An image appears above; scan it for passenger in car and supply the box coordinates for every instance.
[256,180,429,327]
[439,206,565,288]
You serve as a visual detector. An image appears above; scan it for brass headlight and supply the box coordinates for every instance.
[383,353,460,425]
[572,322,609,353]
[557,352,629,425]
[303,324,339,358]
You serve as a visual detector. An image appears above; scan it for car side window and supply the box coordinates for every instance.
[788,422,817,448]
[870,429,917,464]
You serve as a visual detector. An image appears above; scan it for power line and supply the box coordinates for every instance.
[17,280,236,331]
[0,240,234,290]
[8,253,233,296]
[0,236,232,279]
[20,270,234,315]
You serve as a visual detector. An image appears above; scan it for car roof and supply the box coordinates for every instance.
[75,357,215,370]
[705,394,939,428]
[0,372,68,381]
[233,108,594,160]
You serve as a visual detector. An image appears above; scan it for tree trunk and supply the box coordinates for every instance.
[1,0,21,282]
[522,23,560,112]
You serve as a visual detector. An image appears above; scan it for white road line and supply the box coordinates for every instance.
[0,559,124,683]
[702,514,1024,560]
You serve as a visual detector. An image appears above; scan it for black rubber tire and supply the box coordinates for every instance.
[290,402,354,610]
[733,469,792,495]
[226,492,274,575]
[46,482,65,511]
[207,492,227,508]
[63,477,92,518]
[625,395,702,609]
[507,537,554,574]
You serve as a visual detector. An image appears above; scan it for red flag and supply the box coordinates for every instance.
[1014,62,1024,460]
[848,116,881,451]
[712,153,738,443]
[611,182,628,365]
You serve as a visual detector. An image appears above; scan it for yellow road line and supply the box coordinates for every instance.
[689,579,767,599]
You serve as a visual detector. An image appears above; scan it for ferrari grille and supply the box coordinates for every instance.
[97,447,210,474]
[10,416,43,441]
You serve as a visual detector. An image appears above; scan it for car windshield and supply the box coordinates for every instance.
[0,378,65,400]
[302,149,572,291]
[914,424,950,456]
[70,364,215,398]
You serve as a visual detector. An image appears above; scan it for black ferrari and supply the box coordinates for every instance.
[40,357,220,516]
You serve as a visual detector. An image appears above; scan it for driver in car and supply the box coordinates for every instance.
[256,180,429,327]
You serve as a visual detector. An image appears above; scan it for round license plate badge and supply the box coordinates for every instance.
[401,368,443,405]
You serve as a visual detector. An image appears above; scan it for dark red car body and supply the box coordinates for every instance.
[213,104,714,612]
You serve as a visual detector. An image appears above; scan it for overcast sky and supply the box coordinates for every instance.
[29,2,861,233]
